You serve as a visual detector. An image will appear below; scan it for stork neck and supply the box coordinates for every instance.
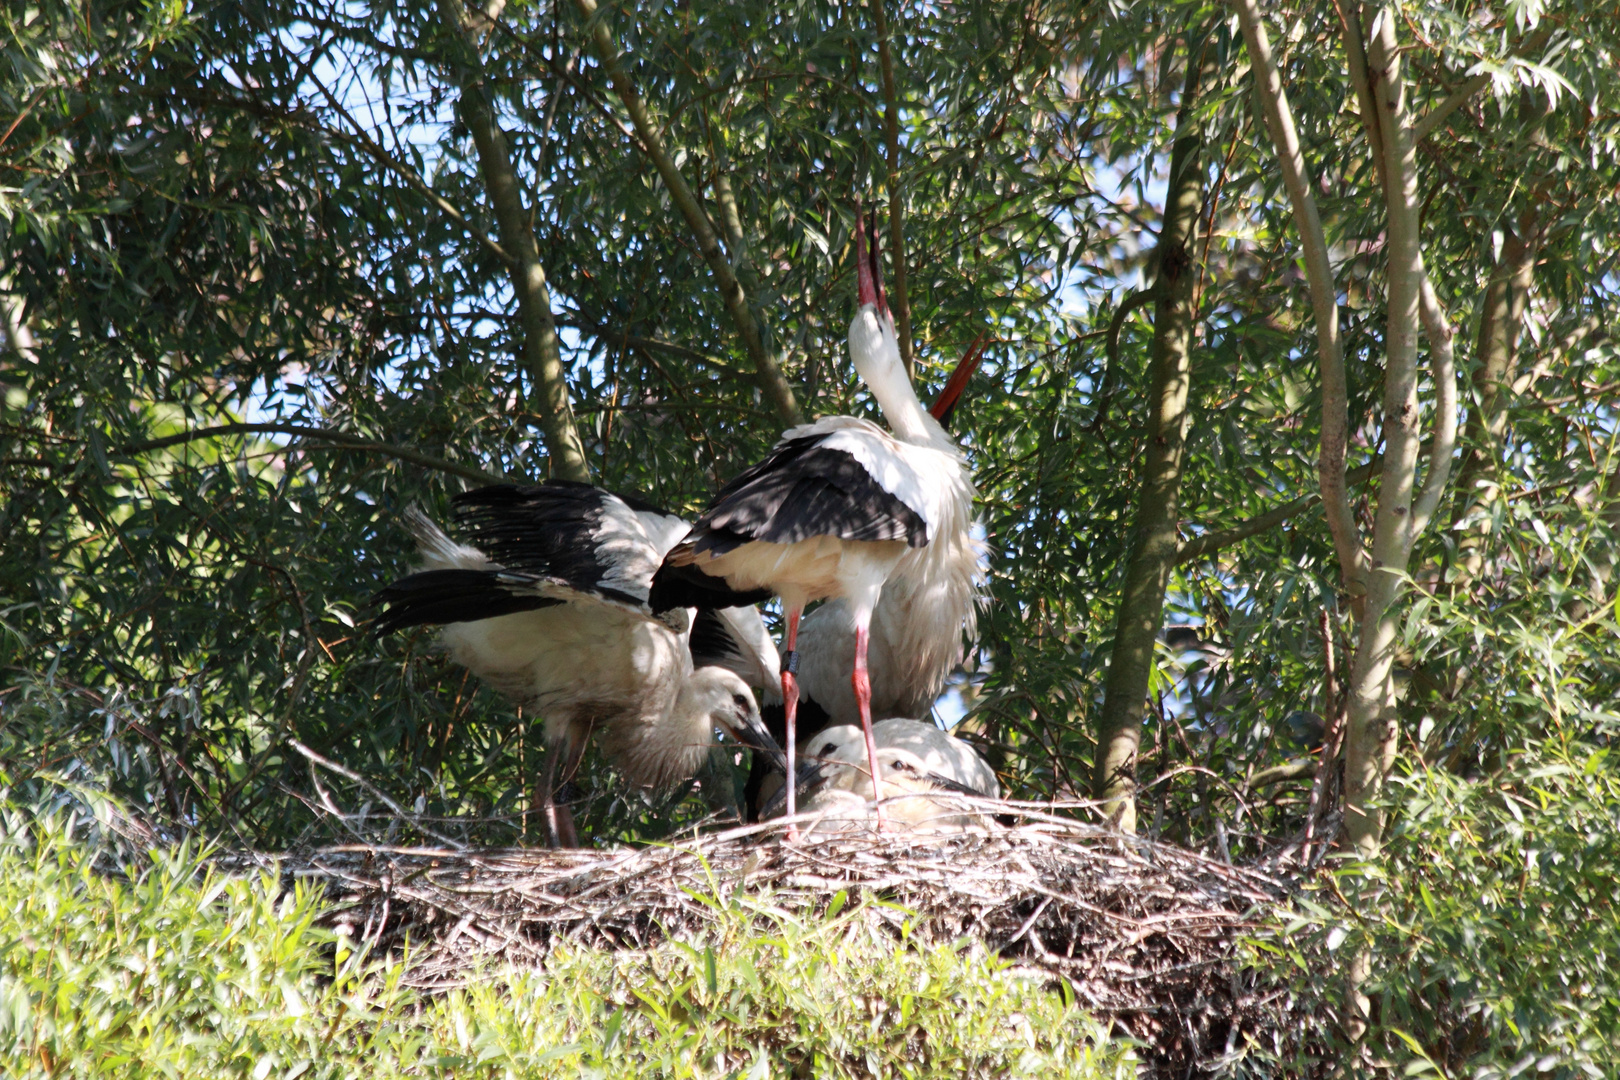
[868,365,950,448]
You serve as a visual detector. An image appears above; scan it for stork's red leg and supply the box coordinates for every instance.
[852,620,887,828]
[541,734,584,849]
[781,607,803,840]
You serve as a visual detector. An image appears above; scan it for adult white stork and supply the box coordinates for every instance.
[770,718,1001,834]
[374,481,785,847]
[649,214,981,828]
[785,332,987,729]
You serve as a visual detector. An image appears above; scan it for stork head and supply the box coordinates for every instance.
[686,667,787,774]
[848,211,903,394]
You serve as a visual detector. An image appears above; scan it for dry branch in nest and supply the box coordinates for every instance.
[257,807,1329,1075]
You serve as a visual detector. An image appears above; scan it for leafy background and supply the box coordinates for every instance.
[3,0,1620,1072]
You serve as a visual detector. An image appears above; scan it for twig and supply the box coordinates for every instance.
[287,739,469,850]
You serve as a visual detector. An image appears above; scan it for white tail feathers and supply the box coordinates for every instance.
[404,505,493,571]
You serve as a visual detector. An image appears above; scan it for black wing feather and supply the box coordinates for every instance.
[453,481,664,604]
[648,435,926,613]
[693,436,927,554]
[372,568,562,635]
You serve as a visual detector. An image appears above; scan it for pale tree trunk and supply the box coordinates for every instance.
[1234,0,1458,857]
[1093,40,1211,831]
[436,0,591,483]
[1236,0,1463,1041]
[1340,6,1458,861]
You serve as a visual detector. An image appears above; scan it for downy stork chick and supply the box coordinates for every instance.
[374,482,785,847]
[649,213,981,829]
[780,719,1000,835]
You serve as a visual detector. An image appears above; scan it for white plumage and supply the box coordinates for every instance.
[774,718,1001,835]
[651,213,984,827]
[375,482,784,846]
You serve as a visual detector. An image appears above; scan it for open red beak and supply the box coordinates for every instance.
[854,210,889,316]
[930,333,988,423]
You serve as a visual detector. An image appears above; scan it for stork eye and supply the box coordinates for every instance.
[731,692,749,710]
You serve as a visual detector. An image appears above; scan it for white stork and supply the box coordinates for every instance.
[770,718,1001,834]
[374,481,785,847]
[649,213,981,828]
[786,333,987,731]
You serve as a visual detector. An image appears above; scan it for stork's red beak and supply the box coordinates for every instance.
[930,333,988,423]
[854,210,889,316]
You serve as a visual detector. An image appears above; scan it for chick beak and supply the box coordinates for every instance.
[723,708,788,775]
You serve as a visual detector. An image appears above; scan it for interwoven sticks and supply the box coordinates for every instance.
[255,814,1323,1073]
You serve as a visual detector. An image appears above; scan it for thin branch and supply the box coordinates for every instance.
[1411,28,1553,143]
[1232,0,1366,598]
[287,738,469,851]
[1412,73,1490,143]
[1087,285,1158,433]
[1411,275,1457,533]
[1176,459,1382,565]
[869,0,914,375]
[1332,0,1385,189]
[302,81,516,268]
[1511,316,1603,396]
[118,422,512,485]
[569,0,802,427]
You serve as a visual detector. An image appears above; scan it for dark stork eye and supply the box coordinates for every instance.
[731,692,750,710]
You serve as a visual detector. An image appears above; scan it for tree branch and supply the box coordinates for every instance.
[1412,73,1490,144]
[436,0,592,483]
[1087,284,1158,433]
[1411,29,1553,143]
[304,83,517,269]
[1176,459,1383,565]
[1232,0,1366,598]
[1411,275,1457,534]
[869,0,914,375]
[569,0,802,427]
[117,423,514,485]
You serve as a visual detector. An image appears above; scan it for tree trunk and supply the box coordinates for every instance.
[436,0,591,483]
[1340,6,1455,861]
[1093,41,1209,831]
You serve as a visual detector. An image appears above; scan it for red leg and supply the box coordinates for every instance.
[541,735,583,849]
[781,607,803,840]
[852,620,886,827]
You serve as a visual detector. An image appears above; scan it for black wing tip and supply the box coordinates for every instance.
[452,478,673,519]
[370,568,562,636]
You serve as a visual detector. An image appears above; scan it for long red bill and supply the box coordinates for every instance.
[930,332,989,423]
[855,212,877,309]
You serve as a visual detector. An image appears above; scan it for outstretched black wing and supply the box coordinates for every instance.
[454,481,688,610]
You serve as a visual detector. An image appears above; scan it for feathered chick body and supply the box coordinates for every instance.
[375,482,783,844]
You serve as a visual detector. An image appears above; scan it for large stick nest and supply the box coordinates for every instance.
[260,809,1326,1075]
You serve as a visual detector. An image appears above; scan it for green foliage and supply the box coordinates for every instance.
[0,786,1128,1078]
[1369,741,1620,1076]
[1271,738,1620,1078]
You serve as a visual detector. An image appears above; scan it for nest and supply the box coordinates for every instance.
[255,804,1326,1075]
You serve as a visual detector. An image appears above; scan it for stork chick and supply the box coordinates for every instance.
[374,482,784,847]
